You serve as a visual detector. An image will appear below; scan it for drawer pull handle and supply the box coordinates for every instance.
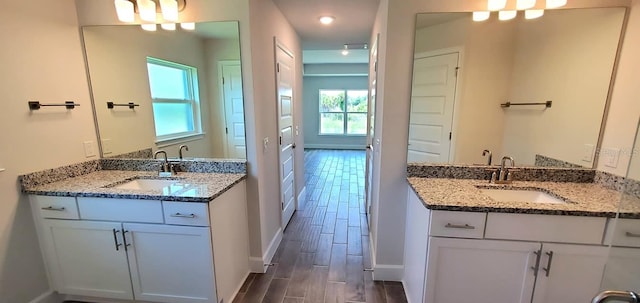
[531,249,542,277]
[112,229,122,251]
[41,206,66,211]
[171,213,196,218]
[445,223,475,230]
[625,232,640,238]
[542,251,554,277]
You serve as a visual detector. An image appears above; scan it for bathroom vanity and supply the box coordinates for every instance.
[23,167,249,303]
[403,167,640,303]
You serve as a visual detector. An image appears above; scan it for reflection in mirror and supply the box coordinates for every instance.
[408,8,625,168]
[83,21,245,159]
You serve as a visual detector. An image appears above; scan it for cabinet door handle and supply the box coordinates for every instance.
[170,213,196,218]
[531,249,542,277]
[445,223,475,229]
[122,230,131,251]
[112,229,122,251]
[41,206,65,211]
[543,251,554,277]
[625,231,640,238]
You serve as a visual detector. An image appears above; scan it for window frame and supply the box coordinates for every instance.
[146,57,203,143]
[318,89,368,136]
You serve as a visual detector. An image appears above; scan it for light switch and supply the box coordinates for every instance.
[83,141,97,158]
[102,139,113,154]
[582,144,595,162]
[603,148,621,168]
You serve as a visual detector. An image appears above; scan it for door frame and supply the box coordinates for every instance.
[365,33,380,219]
[413,47,464,163]
[218,60,242,158]
[273,37,297,228]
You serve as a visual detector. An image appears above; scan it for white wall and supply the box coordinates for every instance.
[414,17,515,165]
[303,76,368,149]
[504,8,625,167]
[83,26,215,158]
[0,0,98,301]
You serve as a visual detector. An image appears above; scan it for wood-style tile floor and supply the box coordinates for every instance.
[233,149,408,303]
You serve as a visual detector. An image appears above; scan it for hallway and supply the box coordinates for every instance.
[234,149,407,303]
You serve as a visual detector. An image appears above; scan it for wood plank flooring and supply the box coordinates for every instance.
[234,149,408,303]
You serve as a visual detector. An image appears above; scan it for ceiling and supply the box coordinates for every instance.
[272,0,380,51]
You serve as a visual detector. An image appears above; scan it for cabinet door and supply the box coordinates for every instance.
[532,243,608,303]
[124,223,217,303]
[425,237,540,303]
[601,247,640,292]
[41,220,133,300]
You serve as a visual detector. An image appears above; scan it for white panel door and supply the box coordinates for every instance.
[365,34,379,219]
[276,42,296,228]
[532,243,608,303]
[221,61,246,159]
[408,52,458,163]
[425,237,540,303]
[42,220,133,300]
[125,223,216,303]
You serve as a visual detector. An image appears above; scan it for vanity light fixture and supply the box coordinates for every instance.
[488,0,507,11]
[341,44,349,56]
[516,0,536,10]
[141,23,157,31]
[546,0,567,8]
[114,0,135,22]
[159,0,178,22]
[161,23,176,30]
[499,10,517,20]
[319,16,335,25]
[180,22,195,30]
[137,0,157,22]
[525,9,545,19]
[473,11,491,22]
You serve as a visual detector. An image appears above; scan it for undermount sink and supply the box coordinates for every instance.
[112,179,179,191]
[480,188,566,204]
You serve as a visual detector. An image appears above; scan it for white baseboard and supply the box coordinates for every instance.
[29,291,61,303]
[297,186,307,210]
[304,144,365,150]
[373,264,404,281]
[250,228,283,273]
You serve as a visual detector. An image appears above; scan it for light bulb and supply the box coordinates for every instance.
[141,24,157,31]
[546,0,567,8]
[138,0,157,22]
[525,9,544,19]
[319,16,335,25]
[180,22,195,30]
[161,23,176,31]
[114,0,135,23]
[499,10,517,21]
[488,0,507,11]
[341,49,349,56]
[160,0,179,22]
[516,0,536,10]
[473,11,491,22]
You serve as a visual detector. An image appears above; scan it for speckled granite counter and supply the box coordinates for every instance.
[407,177,640,218]
[23,170,246,203]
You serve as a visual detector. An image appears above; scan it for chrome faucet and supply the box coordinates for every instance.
[482,149,493,166]
[179,145,189,160]
[490,156,515,184]
[592,290,639,303]
[153,150,173,176]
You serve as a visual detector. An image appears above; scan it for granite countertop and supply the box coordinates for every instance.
[407,177,640,218]
[23,170,247,203]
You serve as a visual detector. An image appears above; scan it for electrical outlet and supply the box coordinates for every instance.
[582,144,595,162]
[263,137,269,152]
[83,141,97,158]
[295,125,299,136]
[102,139,113,154]
[603,147,621,168]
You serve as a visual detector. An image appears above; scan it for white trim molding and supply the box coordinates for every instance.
[297,186,307,210]
[250,228,283,273]
[305,144,366,150]
[373,264,405,281]
[29,291,61,303]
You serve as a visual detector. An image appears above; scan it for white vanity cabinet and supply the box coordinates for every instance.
[30,180,249,303]
[404,185,611,303]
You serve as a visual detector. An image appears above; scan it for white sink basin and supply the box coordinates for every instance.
[480,188,566,204]
[113,179,179,191]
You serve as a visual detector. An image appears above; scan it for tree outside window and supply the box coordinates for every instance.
[319,89,368,135]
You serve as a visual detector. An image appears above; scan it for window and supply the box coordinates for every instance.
[319,89,368,135]
[146,57,201,142]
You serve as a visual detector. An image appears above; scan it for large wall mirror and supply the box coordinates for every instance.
[83,21,246,160]
[408,7,626,168]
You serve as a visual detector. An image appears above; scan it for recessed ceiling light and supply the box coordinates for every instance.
[319,16,335,25]
[342,44,349,56]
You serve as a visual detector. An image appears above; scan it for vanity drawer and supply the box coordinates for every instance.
[77,197,163,223]
[485,213,606,244]
[429,211,486,239]
[32,196,79,219]
[604,219,640,247]
[163,202,209,226]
